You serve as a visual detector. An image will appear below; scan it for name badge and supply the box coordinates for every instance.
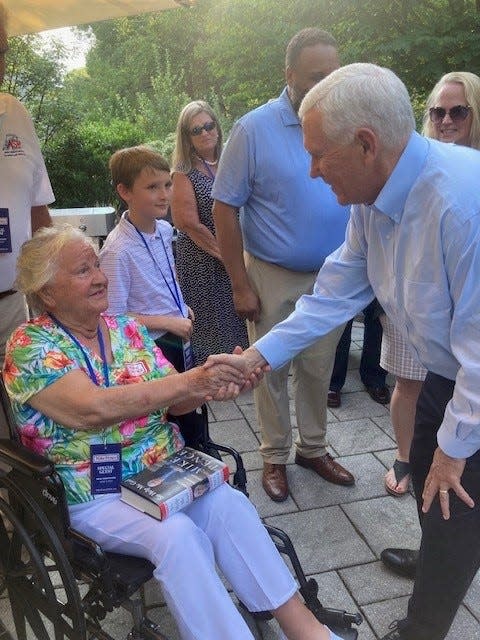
[90,443,122,495]
[0,208,12,254]
[182,339,194,370]
[125,361,148,377]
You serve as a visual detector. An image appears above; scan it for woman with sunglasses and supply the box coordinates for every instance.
[171,101,248,364]
[423,71,480,147]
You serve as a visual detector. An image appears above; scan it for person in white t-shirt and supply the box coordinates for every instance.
[0,2,53,368]
[0,3,53,441]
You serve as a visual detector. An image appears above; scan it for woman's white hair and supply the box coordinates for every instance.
[16,224,95,314]
[299,63,415,150]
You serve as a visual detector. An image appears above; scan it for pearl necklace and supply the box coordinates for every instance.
[196,155,217,166]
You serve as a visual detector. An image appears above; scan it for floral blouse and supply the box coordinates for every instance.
[3,314,184,505]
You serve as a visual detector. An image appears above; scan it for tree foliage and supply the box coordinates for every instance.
[5,0,480,206]
[45,119,142,208]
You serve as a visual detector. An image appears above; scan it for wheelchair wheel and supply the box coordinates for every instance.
[0,479,86,640]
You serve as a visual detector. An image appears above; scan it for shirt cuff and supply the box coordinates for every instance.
[437,424,480,459]
[254,334,288,370]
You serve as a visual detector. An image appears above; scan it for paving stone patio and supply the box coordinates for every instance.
[1,321,479,639]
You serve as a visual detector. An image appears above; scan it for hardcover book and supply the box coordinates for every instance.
[120,447,229,520]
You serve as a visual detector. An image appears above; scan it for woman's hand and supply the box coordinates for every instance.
[194,360,246,399]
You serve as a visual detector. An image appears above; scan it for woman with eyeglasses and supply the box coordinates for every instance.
[381,71,480,500]
[171,101,248,364]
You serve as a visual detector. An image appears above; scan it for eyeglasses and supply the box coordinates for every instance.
[190,121,217,136]
[429,105,471,124]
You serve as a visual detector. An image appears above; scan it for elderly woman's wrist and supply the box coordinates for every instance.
[181,368,210,401]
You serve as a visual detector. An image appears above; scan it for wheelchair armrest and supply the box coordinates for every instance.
[0,438,54,477]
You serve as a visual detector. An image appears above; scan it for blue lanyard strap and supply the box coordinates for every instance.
[49,314,110,387]
[131,221,185,316]
[200,158,215,180]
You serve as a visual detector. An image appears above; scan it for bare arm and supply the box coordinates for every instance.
[171,172,222,260]
[212,200,260,321]
[28,364,246,430]
[31,205,51,232]
[131,314,193,340]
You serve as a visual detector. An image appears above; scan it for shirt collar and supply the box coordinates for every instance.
[372,131,429,223]
[278,87,301,127]
[121,211,161,239]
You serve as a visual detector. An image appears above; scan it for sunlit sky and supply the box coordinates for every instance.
[38,27,93,71]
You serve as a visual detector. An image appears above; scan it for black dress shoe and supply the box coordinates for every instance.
[327,389,341,408]
[380,547,418,579]
[365,385,391,404]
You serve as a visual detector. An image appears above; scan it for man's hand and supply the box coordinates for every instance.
[205,346,270,392]
[422,447,474,519]
[233,285,261,322]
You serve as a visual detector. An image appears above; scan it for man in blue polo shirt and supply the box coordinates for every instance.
[212,28,354,502]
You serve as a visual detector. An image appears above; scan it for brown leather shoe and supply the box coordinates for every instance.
[295,452,355,486]
[262,463,289,502]
[327,389,341,408]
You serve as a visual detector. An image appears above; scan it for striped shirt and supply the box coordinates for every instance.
[99,212,188,340]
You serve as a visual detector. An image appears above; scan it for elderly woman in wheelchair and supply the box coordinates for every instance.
[2,224,343,640]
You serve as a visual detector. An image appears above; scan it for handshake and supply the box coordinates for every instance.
[194,346,270,402]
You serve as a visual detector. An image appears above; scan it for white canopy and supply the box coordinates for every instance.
[5,0,190,36]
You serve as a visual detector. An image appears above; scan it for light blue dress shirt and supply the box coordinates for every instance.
[211,88,350,272]
[256,132,480,459]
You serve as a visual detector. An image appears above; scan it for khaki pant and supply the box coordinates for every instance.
[245,253,344,464]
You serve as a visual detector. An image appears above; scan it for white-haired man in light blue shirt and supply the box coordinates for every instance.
[209,62,480,640]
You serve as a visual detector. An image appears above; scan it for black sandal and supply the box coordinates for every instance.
[385,459,411,496]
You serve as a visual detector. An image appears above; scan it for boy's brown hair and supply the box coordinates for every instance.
[109,145,170,189]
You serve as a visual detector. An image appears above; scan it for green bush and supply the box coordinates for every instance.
[45,119,146,207]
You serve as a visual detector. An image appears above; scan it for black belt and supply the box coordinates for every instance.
[0,289,17,300]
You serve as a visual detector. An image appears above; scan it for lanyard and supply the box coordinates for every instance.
[49,314,110,387]
[200,159,216,180]
[131,220,185,316]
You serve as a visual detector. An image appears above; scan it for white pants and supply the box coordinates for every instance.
[70,484,297,640]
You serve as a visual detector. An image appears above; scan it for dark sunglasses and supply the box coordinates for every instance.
[429,105,471,124]
[190,120,217,136]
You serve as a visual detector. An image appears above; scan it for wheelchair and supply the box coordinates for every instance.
[0,377,362,640]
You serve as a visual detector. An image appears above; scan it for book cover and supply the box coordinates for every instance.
[120,447,229,520]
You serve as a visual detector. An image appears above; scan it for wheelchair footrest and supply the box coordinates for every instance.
[313,605,362,639]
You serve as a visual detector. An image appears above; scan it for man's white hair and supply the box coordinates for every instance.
[299,63,415,150]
